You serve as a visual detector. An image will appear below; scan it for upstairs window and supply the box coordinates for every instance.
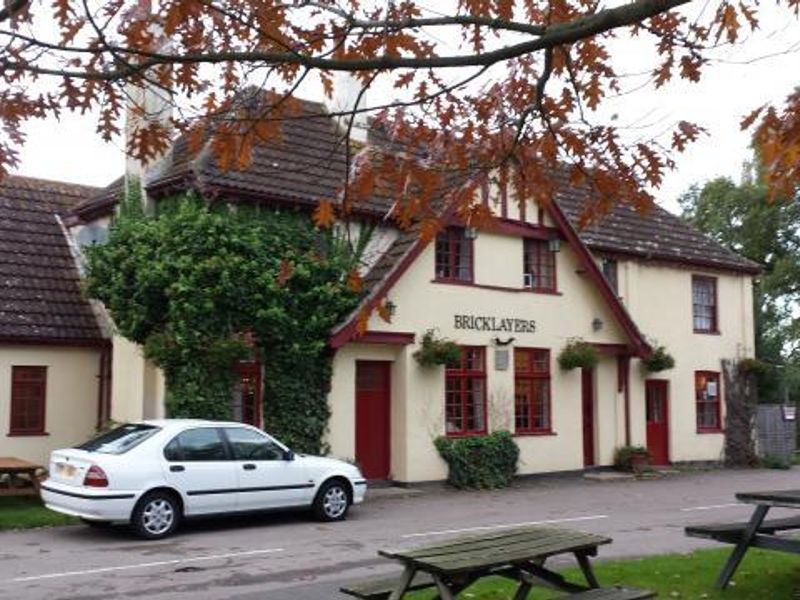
[514,349,552,434]
[445,347,486,436]
[601,259,618,294]
[9,366,47,436]
[695,371,722,432]
[692,276,718,333]
[435,227,473,282]
[523,239,556,292]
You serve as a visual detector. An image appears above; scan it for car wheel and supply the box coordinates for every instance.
[313,479,350,522]
[80,518,112,528]
[131,491,181,540]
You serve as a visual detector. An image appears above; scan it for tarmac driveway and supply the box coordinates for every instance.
[1,467,798,600]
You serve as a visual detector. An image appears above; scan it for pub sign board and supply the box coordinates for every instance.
[454,314,537,334]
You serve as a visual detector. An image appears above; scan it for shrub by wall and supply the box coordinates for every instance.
[434,431,519,489]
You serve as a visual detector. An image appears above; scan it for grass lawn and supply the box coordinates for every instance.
[0,496,78,530]
[407,548,800,599]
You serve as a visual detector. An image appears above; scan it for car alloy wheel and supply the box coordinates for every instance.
[323,485,348,519]
[132,491,181,539]
[313,480,350,522]
[142,498,175,536]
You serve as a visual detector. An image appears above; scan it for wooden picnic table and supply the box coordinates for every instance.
[685,488,800,590]
[0,457,43,497]
[374,525,612,599]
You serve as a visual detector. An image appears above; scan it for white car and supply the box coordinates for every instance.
[41,420,367,539]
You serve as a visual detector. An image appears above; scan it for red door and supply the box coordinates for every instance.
[646,380,670,465]
[355,361,391,480]
[582,368,595,467]
[232,362,262,427]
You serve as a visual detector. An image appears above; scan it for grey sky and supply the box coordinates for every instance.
[12,5,800,213]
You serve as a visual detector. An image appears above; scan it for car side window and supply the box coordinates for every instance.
[169,428,228,462]
[224,427,285,461]
[163,437,182,461]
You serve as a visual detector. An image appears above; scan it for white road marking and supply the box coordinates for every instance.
[680,503,744,512]
[401,515,609,539]
[12,547,285,583]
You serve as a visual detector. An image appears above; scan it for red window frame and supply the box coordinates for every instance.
[514,348,552,434]
[9,366,47,436]
[445,346,487,437]
[523,239,556,293]
[435,227,473,283]
[695,370,722,433]
[692,276,718,334]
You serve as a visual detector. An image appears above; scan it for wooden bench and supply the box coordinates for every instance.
[341,575,654,599]
[685,515,800,542]
[0,457,43,497]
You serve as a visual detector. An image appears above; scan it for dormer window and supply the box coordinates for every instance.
[435,227,473,282]
[523,239,556,292]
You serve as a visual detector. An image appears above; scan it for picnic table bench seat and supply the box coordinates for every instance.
[340,574,654,600]
[685,515,800,541]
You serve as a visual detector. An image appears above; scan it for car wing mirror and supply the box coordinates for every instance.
[284,450,295,461]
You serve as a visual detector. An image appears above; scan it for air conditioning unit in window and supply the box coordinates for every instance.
[523,273,534,288]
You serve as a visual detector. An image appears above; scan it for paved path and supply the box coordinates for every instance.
[1,468,798,600]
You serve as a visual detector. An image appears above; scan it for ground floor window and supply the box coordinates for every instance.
[514,348,551,434]
[695,370,721,432]
[9,366,47,435]
[445,346,486,436]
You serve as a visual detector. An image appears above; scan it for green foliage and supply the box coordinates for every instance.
[413,329,461,368]
[613,445,650,472]
[642,345,675,372]
[738,357,773,376]
[679,168,800,404]
[760,454,792,470]
[86,196,358,453]
[434,431,519,489]
[557,338,598,370]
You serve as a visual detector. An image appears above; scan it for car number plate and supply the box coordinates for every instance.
[57,462,77,478]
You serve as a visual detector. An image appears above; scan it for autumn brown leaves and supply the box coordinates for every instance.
[0,0,797,226]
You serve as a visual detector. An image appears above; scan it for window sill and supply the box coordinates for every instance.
[514,430,557,437]
[693,329,721,336]
[445,431,488,439]
[432,279,561,295]
[7,431,49,437]
[696,428,724,435]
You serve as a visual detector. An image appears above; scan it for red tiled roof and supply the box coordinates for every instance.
[0,175,106,344]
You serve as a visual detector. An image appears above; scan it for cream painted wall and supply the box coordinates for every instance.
[110,335,166,423]
[0,345,101,464]
[328,229,639,482]
[617,261,755,462]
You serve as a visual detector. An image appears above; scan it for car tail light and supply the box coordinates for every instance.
[83,465,109,488]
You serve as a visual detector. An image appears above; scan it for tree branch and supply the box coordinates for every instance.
[1,0,692,81]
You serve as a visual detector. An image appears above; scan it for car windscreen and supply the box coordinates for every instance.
[76,424,160,455]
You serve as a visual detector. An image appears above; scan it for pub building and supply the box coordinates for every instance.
[60,98,760,484]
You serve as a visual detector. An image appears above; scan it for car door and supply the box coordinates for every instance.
[222,426,312,511]
[161,427,239,515]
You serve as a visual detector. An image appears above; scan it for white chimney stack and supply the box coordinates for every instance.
[328,73,371,144]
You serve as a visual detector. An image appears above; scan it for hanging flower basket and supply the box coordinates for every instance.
[413,329,461,368]
[557,339,599,370]
[642,345,675,372]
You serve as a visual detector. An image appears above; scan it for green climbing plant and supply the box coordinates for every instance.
[85,195,359,453]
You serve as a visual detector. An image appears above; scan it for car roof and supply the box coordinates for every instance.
[140,419,258,431]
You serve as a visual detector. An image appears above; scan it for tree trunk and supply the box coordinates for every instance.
[723,359,759,467]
